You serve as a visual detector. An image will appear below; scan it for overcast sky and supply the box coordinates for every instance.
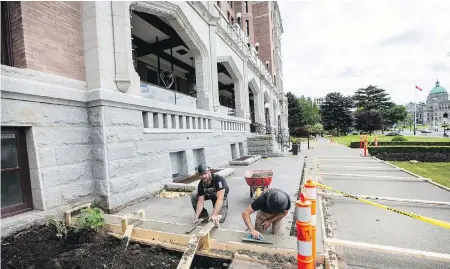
[279,0,450,105]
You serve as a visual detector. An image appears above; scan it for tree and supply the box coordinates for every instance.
[354,110,383,134]
[320,92,354,136]
[306,123,324,135]
[353,85,394,111]
[382,105,408,130]
[286,92,305,134]
[298,96,321,125]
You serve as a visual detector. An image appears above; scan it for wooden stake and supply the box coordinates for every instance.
[64,203,91,226]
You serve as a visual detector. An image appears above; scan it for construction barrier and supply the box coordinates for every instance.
[296,193,314,269]
[363,135,368,156]
[304,179,317,267]
[314,182,450,230]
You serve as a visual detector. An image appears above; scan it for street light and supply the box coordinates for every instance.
[443,119,448,137]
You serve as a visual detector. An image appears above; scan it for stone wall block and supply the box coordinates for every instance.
[110,174,139,194]
[106,143,137,161]
[90,127,105,145]
[55,145,92,165]
[137,168,169,188]
[61,180,93,201]
[103,107,142,126]
[38,147,56,167]
[91,145,105,162]
[1,99,88,126]
[105,126,144,143]
[108,156,154,178]
[92,161,107,179]
[34,127,91,146]
[88,107,104,127]
[93,179,108,196]
[44,188,63,209]
[41,162,92,189]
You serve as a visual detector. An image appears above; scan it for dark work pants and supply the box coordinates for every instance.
[191,189,228,221]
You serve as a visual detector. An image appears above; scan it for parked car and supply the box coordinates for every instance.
[421,130,432,133]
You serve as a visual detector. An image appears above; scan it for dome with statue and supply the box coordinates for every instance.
[429,80,447,95]
[415,79,449,127]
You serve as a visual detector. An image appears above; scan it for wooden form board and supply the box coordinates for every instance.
[103,214,298,261]
[177,221,218,269]
[325,238,450,262]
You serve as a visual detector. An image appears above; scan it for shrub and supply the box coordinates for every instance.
[291,127,310,137]
[75,207,105,232]
[368,146,450,162]
[386,132,400,136]
[391,136,407,142]
[290,137,303,144]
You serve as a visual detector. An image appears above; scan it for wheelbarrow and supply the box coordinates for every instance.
[244,170,273,199]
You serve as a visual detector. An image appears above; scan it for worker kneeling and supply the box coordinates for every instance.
[242,188,290,238]
[191,164,229,224]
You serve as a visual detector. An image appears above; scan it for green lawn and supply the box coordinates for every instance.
[332,135,449,146]
[389,162,450,188]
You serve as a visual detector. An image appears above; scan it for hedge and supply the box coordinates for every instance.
[349,141,450,148]
[368,146,450,162]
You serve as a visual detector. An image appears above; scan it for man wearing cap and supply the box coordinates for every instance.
[242,188,291,238]
[191,163,229,224]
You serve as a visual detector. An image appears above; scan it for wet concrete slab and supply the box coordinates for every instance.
[118,151,306,237]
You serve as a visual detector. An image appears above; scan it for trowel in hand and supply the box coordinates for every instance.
[185,218,206,234]
[241,234,273,244]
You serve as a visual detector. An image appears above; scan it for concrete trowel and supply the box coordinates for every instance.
[241,233,273,244]
[185,217,207,234]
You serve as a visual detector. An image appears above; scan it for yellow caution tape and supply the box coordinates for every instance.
[313,182,450,230]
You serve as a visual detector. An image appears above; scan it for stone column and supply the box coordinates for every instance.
[83,2,116,90]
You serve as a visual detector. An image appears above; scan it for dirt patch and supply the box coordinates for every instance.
[251,171,273,178]
[179,169,221,184]
[236,250,296,268]
[1,224,230,269]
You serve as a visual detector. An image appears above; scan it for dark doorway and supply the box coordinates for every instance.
[1,128,33,218]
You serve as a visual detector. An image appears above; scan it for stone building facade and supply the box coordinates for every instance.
[415,80,449,127]
[1,1,288,218]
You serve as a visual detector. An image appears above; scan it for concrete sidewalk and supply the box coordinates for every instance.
[118,150,306,236]
[314,138,450,269]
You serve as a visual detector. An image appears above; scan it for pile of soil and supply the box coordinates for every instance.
[1,224,230,269]
[251,171,273,178]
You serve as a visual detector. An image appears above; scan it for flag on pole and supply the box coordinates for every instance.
[415,85,422,91]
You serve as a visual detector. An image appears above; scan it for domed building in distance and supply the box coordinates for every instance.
[416,80,449,127]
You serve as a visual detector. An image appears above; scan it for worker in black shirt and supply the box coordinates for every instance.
[242,188,290,238]
[191,164,229,224]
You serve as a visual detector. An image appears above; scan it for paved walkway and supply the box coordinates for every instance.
[313,139,450,269]
[118,149,306,236]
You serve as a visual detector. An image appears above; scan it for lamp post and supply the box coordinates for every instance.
[443,119,448,137]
